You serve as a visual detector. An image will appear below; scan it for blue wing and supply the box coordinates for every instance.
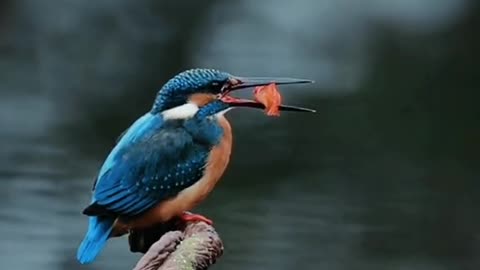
[86,113,223,217]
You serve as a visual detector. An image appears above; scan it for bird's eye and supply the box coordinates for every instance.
[211,82,220,87]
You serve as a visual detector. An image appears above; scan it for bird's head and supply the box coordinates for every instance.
[153,68,314,119]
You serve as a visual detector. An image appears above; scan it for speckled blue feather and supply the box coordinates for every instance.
[152,69,231,113]
[92,101,229,216]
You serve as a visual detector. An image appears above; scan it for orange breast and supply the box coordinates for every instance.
[113,116,232,234]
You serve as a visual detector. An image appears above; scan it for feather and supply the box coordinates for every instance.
[77,216,115,264]
[91,112,222,217]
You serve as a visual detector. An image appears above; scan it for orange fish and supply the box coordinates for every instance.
[253,83,282,116]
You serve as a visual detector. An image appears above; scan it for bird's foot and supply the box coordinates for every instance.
[180,211,213,225]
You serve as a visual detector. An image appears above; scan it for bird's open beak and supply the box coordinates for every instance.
[221,96,316,112]
[220,76,316,113]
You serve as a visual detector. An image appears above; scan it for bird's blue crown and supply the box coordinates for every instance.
[152,68,231,113]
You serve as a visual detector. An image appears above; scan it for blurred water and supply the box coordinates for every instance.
[0,1,479,270]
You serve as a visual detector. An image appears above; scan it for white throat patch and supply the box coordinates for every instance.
[162,103,199,120]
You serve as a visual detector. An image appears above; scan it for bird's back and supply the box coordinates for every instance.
[118,115,232,229]
[86,112,232,223]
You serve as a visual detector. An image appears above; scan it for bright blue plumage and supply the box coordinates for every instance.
[93,116,214,216]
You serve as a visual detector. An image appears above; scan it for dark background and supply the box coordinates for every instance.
[0,1,479,269]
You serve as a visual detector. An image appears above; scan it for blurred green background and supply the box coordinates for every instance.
[0,1,479,269]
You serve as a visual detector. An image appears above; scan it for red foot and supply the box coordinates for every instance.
[180,211,213,225]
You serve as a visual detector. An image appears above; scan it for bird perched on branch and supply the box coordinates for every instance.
[77,68,314,264]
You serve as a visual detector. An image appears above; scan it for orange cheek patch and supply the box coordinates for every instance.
[253,83,282,116]
[189,93,217,107]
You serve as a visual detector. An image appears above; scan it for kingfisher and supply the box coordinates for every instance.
[77,68,314,264]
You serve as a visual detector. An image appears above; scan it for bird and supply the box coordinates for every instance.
[76,68,314,264]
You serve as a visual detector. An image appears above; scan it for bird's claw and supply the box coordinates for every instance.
[180,211,213,225]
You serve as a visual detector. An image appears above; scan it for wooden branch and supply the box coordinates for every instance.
[128,218,224,270]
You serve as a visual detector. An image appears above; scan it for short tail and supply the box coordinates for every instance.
[77,216,115,264]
